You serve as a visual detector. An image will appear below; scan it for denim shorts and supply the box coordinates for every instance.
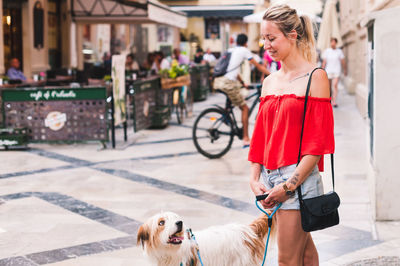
[261,164,324,210]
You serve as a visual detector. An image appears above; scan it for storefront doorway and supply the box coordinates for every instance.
[3,1,23,72]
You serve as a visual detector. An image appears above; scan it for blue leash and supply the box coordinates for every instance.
[180,200,279,266]
[180,228,204,266]
[255,199,282,266]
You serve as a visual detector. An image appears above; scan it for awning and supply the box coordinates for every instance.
[316,0,342,50]
[172,5,255,19]
[71,0,187,28]
[243,10,321,23]
[243,0,322,23]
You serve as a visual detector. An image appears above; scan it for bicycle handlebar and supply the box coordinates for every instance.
[247,83,262,90]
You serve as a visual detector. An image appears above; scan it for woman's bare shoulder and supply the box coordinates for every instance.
[261,72,279,96]
[309,68,330,98]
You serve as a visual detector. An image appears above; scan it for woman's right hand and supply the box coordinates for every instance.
[250,181,268,208]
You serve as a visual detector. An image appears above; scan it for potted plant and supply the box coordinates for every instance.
[159,63,191,89]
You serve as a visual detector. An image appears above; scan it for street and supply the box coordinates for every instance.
[0,88,399,266]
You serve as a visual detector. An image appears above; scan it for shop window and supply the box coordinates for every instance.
[157,26,172,43]
[3,7,23,70]
[205,19,220,39]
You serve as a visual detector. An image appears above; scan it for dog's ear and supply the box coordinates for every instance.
[137,224,150,249]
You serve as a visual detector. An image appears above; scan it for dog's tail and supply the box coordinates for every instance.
[246,214,276,262]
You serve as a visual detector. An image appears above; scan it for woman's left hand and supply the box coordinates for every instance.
[263,183,290,208]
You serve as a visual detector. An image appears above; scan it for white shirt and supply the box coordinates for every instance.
[322,48,344,74]
[203,53,216,63]
[224,46,253,81]
[151,59,171,73]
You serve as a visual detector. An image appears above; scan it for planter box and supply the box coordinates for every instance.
[161,74,191,89]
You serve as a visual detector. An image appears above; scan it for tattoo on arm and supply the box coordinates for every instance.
[289,172,300,186]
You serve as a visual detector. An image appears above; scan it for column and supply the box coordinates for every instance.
[76,23,84,70]
[0,0,5,74]
[22,0,49,78]
[61,0,72,68]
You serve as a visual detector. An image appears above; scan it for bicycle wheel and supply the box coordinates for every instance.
[192,108,234,159]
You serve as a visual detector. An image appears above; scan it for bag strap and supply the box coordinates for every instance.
[226,55,243,74]
[226,62,242,74]
[296,68,335,202]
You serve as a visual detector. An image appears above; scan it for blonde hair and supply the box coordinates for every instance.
[263,4,316,63]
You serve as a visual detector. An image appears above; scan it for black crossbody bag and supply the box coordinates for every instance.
[296,68,340,232]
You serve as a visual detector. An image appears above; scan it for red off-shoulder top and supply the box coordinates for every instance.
[248,94,335,171]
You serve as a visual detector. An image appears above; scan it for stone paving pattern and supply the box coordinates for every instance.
[0,86,399,265]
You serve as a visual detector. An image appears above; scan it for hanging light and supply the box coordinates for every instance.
[6,16,11,26]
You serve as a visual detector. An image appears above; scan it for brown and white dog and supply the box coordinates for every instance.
[137,212,275,266]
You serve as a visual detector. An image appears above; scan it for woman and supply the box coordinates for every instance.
[151,51,170,73]
[248,5,334,266]
[125,53,140,71]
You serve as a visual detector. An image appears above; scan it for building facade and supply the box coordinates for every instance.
[0,0,186,78]
[1,0,56,79]
[160,0,270,57]
[339,0,400,222]
[339,0,400,117]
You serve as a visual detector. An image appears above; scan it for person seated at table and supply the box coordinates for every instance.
[102,52,112,74]
[203,48,216,64]
[193,47,205,64]
[173,48,189,65]
[151,51,170,73]
[7,58,27,81]
[126,53,140,71]
[141,52,155,71]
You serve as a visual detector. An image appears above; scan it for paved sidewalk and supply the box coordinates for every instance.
[0,86,399,266]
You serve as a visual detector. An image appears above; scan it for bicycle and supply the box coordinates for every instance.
[172,85,192,124]
[192,83,262,159]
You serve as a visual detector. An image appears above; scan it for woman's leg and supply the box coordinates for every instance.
[276,210,309,266]
[303,233,319,266]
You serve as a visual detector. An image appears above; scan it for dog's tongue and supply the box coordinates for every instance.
[171,236,184,241]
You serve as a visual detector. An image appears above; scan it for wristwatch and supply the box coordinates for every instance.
[282,183,295,196]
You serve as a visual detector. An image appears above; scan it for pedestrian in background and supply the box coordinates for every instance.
[261,50,281,81]
[173,48,190,65]
[322,37,346,107]
[249,4,334,265]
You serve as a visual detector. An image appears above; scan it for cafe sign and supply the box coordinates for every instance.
[1,87,107,102]
[30,90,76,101]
